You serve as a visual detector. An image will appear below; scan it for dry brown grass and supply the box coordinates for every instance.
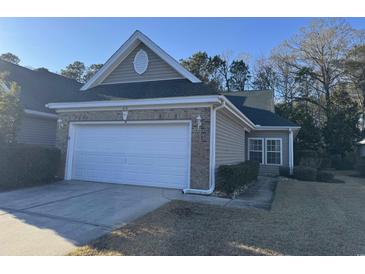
[70,173,365,256]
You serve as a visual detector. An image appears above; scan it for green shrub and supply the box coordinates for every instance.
[317,171,334,182]
[295,149,321,168]
[216,165,240,195]
[355,157,365,177]
[319,156,332,169]
[242,160,260,182]
[279,166,291,177]
[293,166,317,181]
[0,144,60,189]
[216,160,259,195]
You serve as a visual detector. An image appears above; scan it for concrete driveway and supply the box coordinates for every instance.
[0,181,180,255]
[0,179,271,255]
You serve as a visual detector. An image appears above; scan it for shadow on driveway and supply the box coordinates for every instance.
[0,181,174,255]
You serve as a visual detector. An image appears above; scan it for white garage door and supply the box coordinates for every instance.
[66,122,191,189]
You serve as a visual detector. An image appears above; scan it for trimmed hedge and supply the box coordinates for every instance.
[293,166,317,181]
[356,157,365,177]
[216,160,259,195]
[279,166,291,177]
[0,144,61,189]
[317,171,334,182]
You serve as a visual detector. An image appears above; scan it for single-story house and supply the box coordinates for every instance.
[45,30,300,194]
[0,60,83,146]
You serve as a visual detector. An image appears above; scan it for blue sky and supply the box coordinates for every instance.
[0,18,364,73]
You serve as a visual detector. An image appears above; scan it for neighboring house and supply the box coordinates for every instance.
[0,60,82,146]
[46,30,300,194]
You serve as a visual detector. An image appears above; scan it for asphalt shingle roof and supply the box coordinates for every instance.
[0,60,83,113]
[83,79,218,100]
[225,95,298,127]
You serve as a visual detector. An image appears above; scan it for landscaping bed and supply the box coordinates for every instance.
[214,160,260,198]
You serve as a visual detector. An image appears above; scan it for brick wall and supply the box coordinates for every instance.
[56,107,211,189]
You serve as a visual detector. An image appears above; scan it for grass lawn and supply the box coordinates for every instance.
[70,172,365,256]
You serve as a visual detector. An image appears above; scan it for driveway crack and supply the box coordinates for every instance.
[15,185,116,211]
[0,206,113,229]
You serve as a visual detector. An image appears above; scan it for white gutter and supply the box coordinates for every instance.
[46,95,221,111]
[219,95,256,129]
[255,125,301,130]
[45,95,256,130]
[183,99,226,195]
[24,109,58,120]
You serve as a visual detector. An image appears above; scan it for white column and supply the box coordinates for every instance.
[289,129,294,175]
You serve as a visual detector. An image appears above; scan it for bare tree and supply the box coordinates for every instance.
[345,44,365,113]
[273,18,364,119]
[251,57,277,91]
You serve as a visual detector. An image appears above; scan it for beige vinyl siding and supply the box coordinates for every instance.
[215,109,246,167]
[16,115,57,146]
[102,42,184,84]
[246,130,289,176]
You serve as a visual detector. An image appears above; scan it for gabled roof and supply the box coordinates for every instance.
[0,60,83,113]
[225,95,298,127]
[81,30,201,91]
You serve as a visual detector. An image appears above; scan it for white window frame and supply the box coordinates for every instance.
[248,138,264,164]
[265,138,283,166]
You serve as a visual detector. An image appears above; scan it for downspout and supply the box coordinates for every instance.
[183,99,226,195]
[289,128,294,175]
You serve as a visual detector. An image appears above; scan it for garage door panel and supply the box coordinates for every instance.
[74,140,188,155]
[72,152,187,167]
[69,123,190,189]
[72,170,187,187]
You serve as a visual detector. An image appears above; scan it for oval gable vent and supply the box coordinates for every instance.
[133,49,149,75]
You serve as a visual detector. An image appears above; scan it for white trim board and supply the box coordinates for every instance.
[47,95,221,110]
[46,95,256,130]
[254,126,301,130]
[24,109,58,120]
[81,30,201,90]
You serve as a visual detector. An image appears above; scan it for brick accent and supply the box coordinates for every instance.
[56,107,211,190]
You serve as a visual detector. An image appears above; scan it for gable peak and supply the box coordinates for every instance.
[81,30,201,90]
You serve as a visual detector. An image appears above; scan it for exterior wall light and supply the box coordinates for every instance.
[120,106,128,122]
[122,110,128,121]
[57,118,64,129]
[196,115,202,130]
